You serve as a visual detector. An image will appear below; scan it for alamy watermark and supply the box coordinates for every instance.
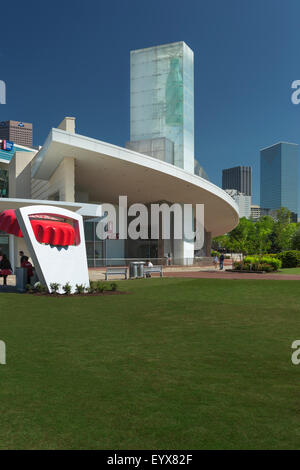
[291,340,300,365]
[0,80,6,104]
[95,196,205,250]
[0,340,6,365]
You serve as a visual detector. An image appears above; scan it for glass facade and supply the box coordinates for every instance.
[222,166,252,196]
[260,142,299,216]
[0,168,8,197]
[0,231,9,256]
[130,42,194,173]
[84,219,105,267]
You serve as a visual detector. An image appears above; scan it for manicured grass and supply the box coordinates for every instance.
[0,278,300,449]
[277,267,300,274]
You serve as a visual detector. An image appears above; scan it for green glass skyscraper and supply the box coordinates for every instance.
[260,142,299,217]
[129,42,194,173]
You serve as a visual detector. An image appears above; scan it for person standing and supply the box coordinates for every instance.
[19,251,26,266]
[219,253,225,270]
[0,254,12,286]
[213,255,219,270]
[21,256,33,284]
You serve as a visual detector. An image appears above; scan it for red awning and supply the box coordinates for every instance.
[0,210,75,246]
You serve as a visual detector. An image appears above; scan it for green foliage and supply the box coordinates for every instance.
[211,250,220,257]
[50,282,60,294]
[234,255,281,272]
[211,235,229,251]
[278,251,300,268]
[34,282,48,293]
[227,217,255,258]
[88,281,97,294]
[110,282,117,292]
[291,228,300,250]
[96,281,105,293]
[75,284,85,294]
[212,208,298,257]
[244,256,281,271]
[62,282,72,295]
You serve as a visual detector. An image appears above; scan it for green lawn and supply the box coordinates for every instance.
[277,267,300,275]
[0,278,300,450]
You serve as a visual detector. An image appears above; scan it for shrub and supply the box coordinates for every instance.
[110,282,117,292]
[62,282,72,295]
[244,256,281,271]
[258,263,275,273]
[95,281,105,293]
[88,281,97,294]
[75,284,85,294]
[33,282,48,293]
[50,282,60,294]
[234,257,280,272]
[278,251,300,268]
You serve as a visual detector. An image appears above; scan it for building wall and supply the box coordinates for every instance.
[126,137,174,164]
[225,189,251,218]
[260,142,298,215]
[9,150,37,198]
[31,157,75,202]
[130,42,194,173]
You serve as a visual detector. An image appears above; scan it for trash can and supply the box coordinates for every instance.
[136,261,145,278]
[129,261,145,279]
[129,262,139,279]
[15,267,27,292]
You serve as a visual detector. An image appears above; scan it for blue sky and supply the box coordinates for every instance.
[1,0,300,204]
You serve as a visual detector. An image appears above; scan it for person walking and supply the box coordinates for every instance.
[213,254,219,270]
[219,253,225,270]
[0,254,12,286]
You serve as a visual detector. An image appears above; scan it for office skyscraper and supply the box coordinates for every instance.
[129,42,194,173]
[0,120,33,147]
[222,166,252,196]
[260,142,299,216]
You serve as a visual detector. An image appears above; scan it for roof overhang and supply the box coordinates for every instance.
[31,129,239,237]
[0,198,82,213]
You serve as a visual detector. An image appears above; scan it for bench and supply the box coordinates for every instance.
[144,265,163,278]
[105,267,128,280]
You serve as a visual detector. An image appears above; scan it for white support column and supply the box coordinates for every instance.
[173,204,194,265]
[9,235,15,271]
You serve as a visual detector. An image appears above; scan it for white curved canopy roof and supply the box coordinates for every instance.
[32,128,239,237]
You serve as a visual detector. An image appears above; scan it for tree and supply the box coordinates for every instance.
[228,217,255,261]
[292,227,300,250]
[211,234,229,251]
[252,216,274,256]
[272,208,296,252]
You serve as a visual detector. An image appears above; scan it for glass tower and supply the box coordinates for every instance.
[222,166,252,196]
[129,42,194,173]
[260,142,299,216]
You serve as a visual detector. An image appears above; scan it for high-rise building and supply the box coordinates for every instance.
[0,120,33,147]
[222,166,252,196]
[250,205,261,221]
[225,189,251,219]
[260,142,299,216]
[129,42,194,173]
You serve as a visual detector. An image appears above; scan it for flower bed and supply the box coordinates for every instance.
[233,256,281,273]
[26,280,127,296]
